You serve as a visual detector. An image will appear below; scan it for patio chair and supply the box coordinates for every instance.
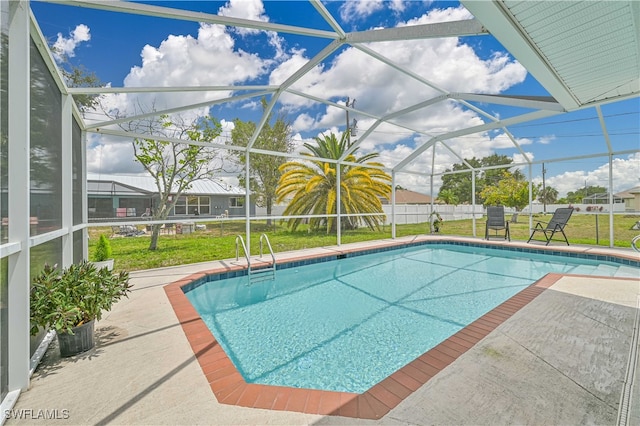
[160,223,175,235]
[527,207,574,246]
[485,206,510,241]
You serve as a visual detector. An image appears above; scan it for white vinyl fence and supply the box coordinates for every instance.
[256,204,486,225]
[257,201,629,226]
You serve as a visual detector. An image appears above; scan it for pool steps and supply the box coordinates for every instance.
[235,234,276,285]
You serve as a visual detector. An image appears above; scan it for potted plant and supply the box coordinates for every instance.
[429,211,443,233]
[30,261,132,357]
[92,234,114,271]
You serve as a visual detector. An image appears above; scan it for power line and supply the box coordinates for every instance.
[364,128,639,139]
[507,111,639,128]
[515,131,639,138]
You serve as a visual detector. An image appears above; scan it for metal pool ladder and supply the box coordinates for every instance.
[235,234,276,285]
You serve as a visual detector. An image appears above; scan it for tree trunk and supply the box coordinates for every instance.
[149,224,162,250]
[266,198,272,228]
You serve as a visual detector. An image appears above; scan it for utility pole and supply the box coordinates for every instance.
[345,97,356,144]
[541,162,546,213]
[585,179,588,202]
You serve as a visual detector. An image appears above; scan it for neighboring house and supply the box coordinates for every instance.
[87,173,254,220]
[581,192,624,205]
[381,189,434,205]
[614,186,640,212]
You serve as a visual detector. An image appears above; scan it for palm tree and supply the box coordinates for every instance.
[276,132,391,233]
[437,188,459,205]
[538,186,558,205]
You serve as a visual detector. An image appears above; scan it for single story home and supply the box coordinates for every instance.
[614,186,640,212]
[87,173,255,220]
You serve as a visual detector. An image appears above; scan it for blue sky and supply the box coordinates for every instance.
[31,0,640,197]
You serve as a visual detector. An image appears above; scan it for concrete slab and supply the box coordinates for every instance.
[384,277,639,425]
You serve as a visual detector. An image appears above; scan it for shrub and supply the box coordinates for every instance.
[30,261,131,335]
[93,234,112,262]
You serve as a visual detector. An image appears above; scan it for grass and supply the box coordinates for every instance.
[89,214,640,272]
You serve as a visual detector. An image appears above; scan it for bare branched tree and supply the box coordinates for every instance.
[123,112,226,250]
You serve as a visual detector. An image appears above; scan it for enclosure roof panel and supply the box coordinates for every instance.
[462,1,640,110]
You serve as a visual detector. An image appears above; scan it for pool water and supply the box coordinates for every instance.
[185,244,638,393]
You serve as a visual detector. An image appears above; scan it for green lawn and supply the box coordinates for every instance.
[89,214,640,272]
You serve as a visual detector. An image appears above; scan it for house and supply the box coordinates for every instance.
[581,192,624,205]
[614,186,640,212]
[87,173,254,220]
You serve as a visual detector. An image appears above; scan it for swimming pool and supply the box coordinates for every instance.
[184,242,639,394]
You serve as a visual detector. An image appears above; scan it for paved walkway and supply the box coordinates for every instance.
[7,237,640,425]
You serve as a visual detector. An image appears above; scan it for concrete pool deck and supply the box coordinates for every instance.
[7,236,640,425]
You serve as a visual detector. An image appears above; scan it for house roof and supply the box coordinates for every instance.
[389,189,433,205]
[614,185,640,199]
[87,173,245,196]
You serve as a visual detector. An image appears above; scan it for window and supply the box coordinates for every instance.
[187,196,198,215]
[30,38,62,235]
[174,197,186,215]
[174,196,210,215]
[229,197,244,208]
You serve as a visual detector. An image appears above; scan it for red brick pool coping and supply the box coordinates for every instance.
[163,242,637,419]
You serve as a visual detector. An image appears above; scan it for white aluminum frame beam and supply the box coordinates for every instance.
[449,93,565,111]
[29,10,67,95]
[90,128,390,172]
[44,0,339,39]
[7,0,31,394]
[61,95,73,267]
[350,44,540,166]
[84,90,273,131]
[394,109,562,171]
[346,19,489,43]
[310,0,345,39]
[67,85,279,95]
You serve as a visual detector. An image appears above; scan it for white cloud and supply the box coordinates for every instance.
[538,135,556,145]
[218,0,268,23]
[218,0,286,58]
[544,153,640,197]
[266,5,527,194]
[389,0,408,14]
[268,48,309,89]
[124,23,268,91]
[86,133,141,174]
[88,12,282,173]
[512,152,534,167]
[52,24,91,62]
[87,4,529,181]
[91,22,275,127]
[291,113,315,133]
[340,0,386,22]
[274,6,526,136]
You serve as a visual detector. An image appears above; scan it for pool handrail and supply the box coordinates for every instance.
[235,235,250,268]
[259,234,276,265]
[633,235,640,253]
